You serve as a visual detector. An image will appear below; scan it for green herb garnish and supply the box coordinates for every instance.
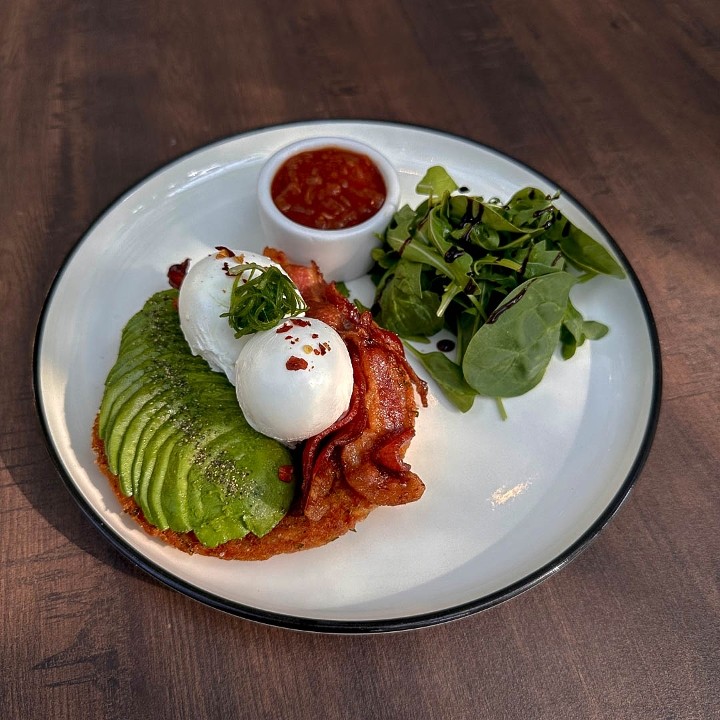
[221,263,307,338]
[371,166,625,413]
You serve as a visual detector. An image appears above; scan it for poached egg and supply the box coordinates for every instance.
[179,248,354,444]
[178,249,300,383]
[234,317,353,444]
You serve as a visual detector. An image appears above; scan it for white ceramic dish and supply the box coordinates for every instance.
[257,136,400,282]
[34,121,661,633]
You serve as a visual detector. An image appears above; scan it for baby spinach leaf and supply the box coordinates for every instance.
[416,166,458,198]
[425,205,456,255]
[385,229,472,293]
[452,307,483,365]
[384,204,418,246]
[504,187,557,228]
[562,297,585,337]
[448,194,474,225]
[560,325,579,360]
[468,222,501,250]
[559,298,585,359]
[524,240,564,278]
[353,297,373,314]
[582,320,609,340]
[377,260,444,339]
[385,232,447,275]
[406,345,476,413]
[558,223,626,278]
[462,272,576,397]
[473,255,524,274]
[480,204,527,233]
[560,300,610,359]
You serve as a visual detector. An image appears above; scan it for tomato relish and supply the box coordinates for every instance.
[270,147,386,230]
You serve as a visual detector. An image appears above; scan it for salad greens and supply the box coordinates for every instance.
[371,167,625,412]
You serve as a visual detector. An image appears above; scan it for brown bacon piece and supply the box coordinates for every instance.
[264,248,428,521]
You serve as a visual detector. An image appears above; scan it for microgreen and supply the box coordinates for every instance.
[221,263,307,338]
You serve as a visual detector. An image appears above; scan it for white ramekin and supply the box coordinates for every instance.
[257,136,400,282]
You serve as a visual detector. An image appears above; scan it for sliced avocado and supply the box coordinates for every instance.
[99,360,157,438]
[187,433,292,542]
[159,436,193,533]
[131,400,176,497]
[160,418,239,533]
[100,350,199,438]
[136,422,179,520]
[194,513,250,548]
[225,434,295,538]
[185,428,238,529]
[143,428,183,529]
[104,343,149,387]
[116,388,175,494]
[104,382,167,480]
[97,289,296,547]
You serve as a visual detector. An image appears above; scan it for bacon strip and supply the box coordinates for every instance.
[265,248,428,521]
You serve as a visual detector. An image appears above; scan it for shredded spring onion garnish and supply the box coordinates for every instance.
[221,263,307,338]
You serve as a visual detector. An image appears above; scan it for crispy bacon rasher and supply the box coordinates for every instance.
[266,248,428,522]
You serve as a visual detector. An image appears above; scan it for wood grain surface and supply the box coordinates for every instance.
[2,0,718,718]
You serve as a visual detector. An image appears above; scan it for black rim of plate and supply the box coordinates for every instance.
[33,119,663,634]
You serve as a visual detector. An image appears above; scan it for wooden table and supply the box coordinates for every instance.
[2,1,718,717]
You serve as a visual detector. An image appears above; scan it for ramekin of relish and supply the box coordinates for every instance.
[257,137,400,282]
[271,147,387,230]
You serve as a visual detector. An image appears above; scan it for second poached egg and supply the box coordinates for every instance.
[234,317,354,444]
[178,249,301,383]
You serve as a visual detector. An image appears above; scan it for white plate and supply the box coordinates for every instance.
[34,121,661,632]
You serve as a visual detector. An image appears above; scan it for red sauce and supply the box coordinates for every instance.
[286,356,308,371]
[278,465,295,483]
[167,258,190,289]
[271,147,386,230]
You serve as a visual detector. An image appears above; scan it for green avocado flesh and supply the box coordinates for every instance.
[97,289,295,547]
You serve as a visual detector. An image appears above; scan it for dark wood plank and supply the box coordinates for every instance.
[1,0,718,718]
